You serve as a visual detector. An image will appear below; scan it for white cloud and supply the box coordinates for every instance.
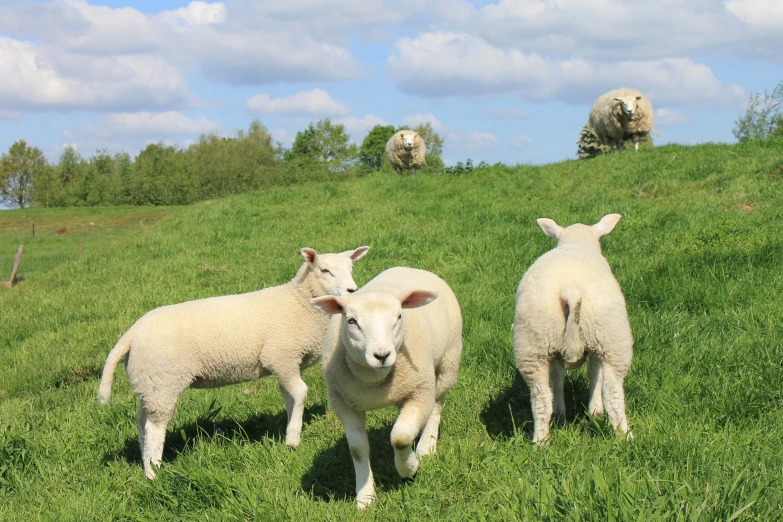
[271,129,294,147]
[655,108,691,126]
[63,111,222,154]
[725,0,783,28]
[387,32,746,110]
[0,36,199,112]
[509,134,533,148]
[448,131,499,151]
[334,114,389,142]
[247,89,351,116]
[481,108,528,120]
[402,112,447,132]
[158,1,227,27]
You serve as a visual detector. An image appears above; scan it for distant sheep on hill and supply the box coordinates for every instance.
[588,88,654,151]
[386,130,427,174]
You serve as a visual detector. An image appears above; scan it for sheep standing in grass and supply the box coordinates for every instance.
[386,130,427,174]
[588,88,654,151]
[513,214,633,444]
[97,246,370,479]
[311,267,462,509]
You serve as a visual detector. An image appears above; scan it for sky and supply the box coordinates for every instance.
[0,0,782,168]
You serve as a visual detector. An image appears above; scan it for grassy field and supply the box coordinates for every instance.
[0,207,173,281]
[1,140,782,520]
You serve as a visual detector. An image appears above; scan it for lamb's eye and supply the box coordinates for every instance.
[321,269,332,275]
[347,318,358,326]
[397,314,402,322]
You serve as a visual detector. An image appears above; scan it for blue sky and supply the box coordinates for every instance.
[1,0,782,169]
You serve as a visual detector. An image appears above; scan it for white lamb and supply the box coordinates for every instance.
[588,88,654,151]
[385,130,427,174]
[513,214,633,444]
[97,246,370,479]
[310,267,462,509]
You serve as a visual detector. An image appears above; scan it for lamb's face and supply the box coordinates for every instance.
[615,95,641,119]
[310,288,438,370]
[341,293,405,369]
[301,246,370,297]
[401,133,415,151]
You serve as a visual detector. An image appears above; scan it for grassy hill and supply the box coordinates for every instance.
[1,140,782,520]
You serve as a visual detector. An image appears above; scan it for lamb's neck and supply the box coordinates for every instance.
[288,263,322,301]
[345,352,392,386]
[556,241,602,254]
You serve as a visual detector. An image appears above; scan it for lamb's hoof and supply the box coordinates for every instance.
[415,440,437,457]
[357,494,375,510]
[552,412,566,426]
[285,438,300,450]
[395,454,419,479]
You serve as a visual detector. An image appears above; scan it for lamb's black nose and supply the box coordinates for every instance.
[347,288,356,293]
[374,352,390,363]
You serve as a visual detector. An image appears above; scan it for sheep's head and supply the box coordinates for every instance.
[301,246,370,297]
[537,214,622,249]
[614,95,642,119]
[400,132,416,151]
[310,289,438,371]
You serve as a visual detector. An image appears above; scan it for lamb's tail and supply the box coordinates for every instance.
[97,332,132,405]
[560,287,584,364]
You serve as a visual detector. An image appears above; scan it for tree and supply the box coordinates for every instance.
[359,124,396,172]
[733,81,783,142]
[0,140,48,209]
[285,119,358,173]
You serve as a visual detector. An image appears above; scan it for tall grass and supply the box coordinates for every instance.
[1,140,782,520]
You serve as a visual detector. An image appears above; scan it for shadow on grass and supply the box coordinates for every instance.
[480,369,596,440]
[103,403,327,466]
[301,425,408,503]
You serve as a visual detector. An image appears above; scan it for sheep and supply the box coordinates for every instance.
[97,246,370,479]
[588,88,654,151]
[386,130,427,174]
[513,214,633,444]
[310,267,462,509]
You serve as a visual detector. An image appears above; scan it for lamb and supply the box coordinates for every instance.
[310,267,462,509]
[97,246,370,479]
[588,88,654,151]
[385,130,427,174]
[513,214,633,444]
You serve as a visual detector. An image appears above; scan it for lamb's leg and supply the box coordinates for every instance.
[391,397,432,478]
[525,363,554,444]
[550,360,566,425]
[416,399,443,457]
[633,135,640,151]
[142,409,175,479]
[330,394,374,510]
[587,356,604,416]
[136,406,148,465]
[277,373,308,448]
[601,364,632,440]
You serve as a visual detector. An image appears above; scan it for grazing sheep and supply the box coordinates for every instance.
[97,246,370,479]
[513,214,633,444]
[385,130,427,174]
[311,267,462,509]
[588,88,654,151]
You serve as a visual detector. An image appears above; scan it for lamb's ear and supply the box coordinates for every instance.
[301,247,317,265]
[614,97,622,102]
[592,214,622,238]
[344,246,370,262]
[397,289,438,309]
[310,296,346,315]
[537,218,563,239]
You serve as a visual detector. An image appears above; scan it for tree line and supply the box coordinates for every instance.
[0,119,444,209]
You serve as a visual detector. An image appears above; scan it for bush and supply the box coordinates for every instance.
[733,81,783,142]
[576,124,653,159]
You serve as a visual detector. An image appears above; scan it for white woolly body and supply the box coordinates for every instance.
[314,267,462,509]
[513,215,633,444]
[97,247,369,479]
[588,88,654,151]
[385,130,427,174]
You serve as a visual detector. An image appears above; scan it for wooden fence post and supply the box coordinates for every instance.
[9,244,24,286]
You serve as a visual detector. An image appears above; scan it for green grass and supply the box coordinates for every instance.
[1,140,782,520]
